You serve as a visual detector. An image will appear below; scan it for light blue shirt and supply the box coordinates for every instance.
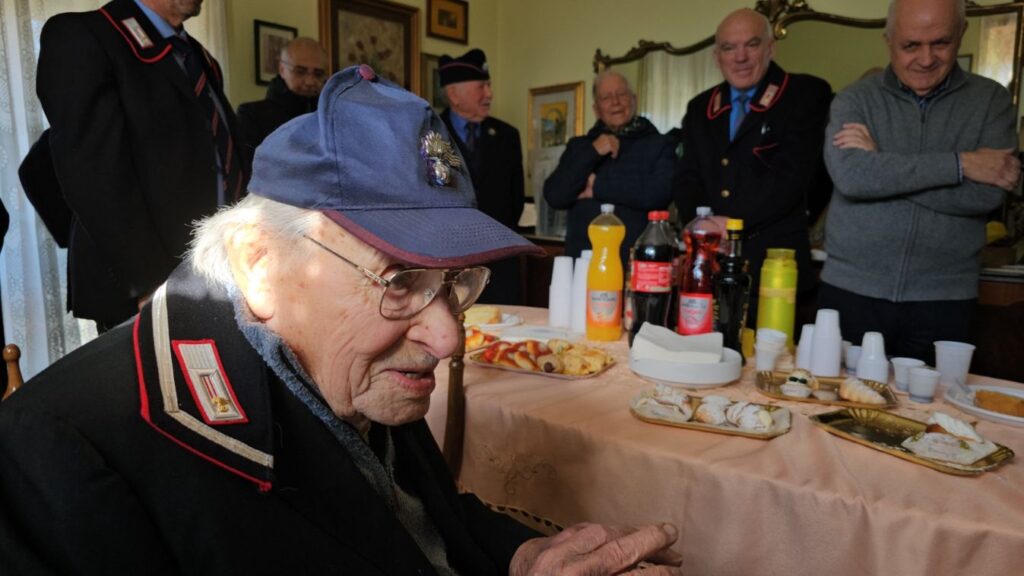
[729,86,757,141]
[447,111,477,147]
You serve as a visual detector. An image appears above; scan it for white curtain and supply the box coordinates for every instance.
[0,0,229,379]
[638,48,722,134]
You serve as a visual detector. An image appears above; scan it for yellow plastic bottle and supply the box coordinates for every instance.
[586,204,626,341]
[756,248,798,347]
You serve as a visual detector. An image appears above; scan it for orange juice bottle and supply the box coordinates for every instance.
[586,204,626,341]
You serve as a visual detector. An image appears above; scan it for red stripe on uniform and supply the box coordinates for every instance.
[99,8,172,64]
[195,72,207,97]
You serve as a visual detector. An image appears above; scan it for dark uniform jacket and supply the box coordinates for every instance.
[35,0,248,326]
[673,62,832,296]
[236,75,318,168]
[441,109,526,305]
[543,117,675,263]
[0,265,537,574]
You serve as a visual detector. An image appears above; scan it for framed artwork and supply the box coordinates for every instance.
[527,82,585,151]
[420,53,445,112]
[427,0,468,44]
[254,20,298,85]
[318,0,420,90]
[958,54,974,72]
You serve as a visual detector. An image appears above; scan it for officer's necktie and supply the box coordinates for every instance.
[730,94,750,141]
[464,122,481,173]
[168,35,243,203]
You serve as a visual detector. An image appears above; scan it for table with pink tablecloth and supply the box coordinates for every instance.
[426,306,1024,576]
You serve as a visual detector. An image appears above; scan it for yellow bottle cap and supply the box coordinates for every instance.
[766,248,796,260]
[726,218,744,231]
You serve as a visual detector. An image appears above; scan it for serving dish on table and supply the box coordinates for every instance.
[630,389,792,440]
[467,339,615,380]
[810,408,1015,475]
[466,313,522,330]
[945,384,1024,428]
[756,370,898,409]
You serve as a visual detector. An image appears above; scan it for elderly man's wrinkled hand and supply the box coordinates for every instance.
[832,123,877,152]
[577,173,597,200]
[961,148,1021,191]
[593,134,621,159]
[509,522,683,576]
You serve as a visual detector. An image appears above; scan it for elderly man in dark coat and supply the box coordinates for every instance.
[543,70,676,265]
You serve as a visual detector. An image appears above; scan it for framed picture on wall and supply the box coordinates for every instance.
[527,82,585,151]
[958,53,974,72]
[420,53,445,112]
[318,0,420,90]
[427,0,468,44]
[254,20,298,85]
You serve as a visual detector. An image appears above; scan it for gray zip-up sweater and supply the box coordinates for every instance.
[822,65,1012,302]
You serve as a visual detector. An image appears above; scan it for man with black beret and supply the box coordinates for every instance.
[439,48,526,306]
[0,65,683,575]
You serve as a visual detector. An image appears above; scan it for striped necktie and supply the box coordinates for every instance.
[168,35,243,203]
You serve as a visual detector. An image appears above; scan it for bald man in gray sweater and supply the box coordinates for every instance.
[820,0,1019,363]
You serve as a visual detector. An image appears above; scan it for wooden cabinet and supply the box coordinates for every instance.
[519,235,564,308]
[971,277,1024,382]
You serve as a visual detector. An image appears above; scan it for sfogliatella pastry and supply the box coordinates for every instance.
[693,401,728,425]
[902,412,998,465]
[725,401,773,432]
[974,390,1024,417]
[839,377,886,404]
[634,384,694,422]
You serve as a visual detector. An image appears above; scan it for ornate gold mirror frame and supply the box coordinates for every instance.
[594,0,1024,105]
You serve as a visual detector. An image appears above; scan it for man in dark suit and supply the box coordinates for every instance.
[236,37,328,167]
[439,49,526,305]
[0,66,682,575]
[674,8,832,323]
[34,0,248,330]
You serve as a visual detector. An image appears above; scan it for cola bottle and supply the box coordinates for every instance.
[629,211,675,345]
[714,218,752,354]
[677,207,722,335]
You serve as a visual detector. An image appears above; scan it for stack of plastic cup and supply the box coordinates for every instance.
[548,256,573,328]
[890,357,926,392]
[754,328,787,372]
[795,324,815,370]
[856,331,889,384]
[809,309,842,377]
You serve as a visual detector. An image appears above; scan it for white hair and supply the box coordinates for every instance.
[886,0,966,37]
[591,69,634,99]
[187,194,321,288]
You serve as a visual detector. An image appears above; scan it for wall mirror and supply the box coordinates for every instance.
[594,0,1024,135]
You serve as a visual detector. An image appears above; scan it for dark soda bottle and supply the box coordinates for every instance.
[714,218,752,354]
[677,206,721,335]
[629,211,675,345]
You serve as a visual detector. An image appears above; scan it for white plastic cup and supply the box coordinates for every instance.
[908,367,941,403]
[934,341,975,391]
[845,345,861,375]
[754,344,782,372]
[857,332,889,384]
[890,357,925,392]
[548,256,573,328]
[796,324,815,370]
[757,328,787,346]
[809,309,841,376]
[569,255,590,334]
[860,331,886,359]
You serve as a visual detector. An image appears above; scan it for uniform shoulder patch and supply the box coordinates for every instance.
[121,17,154,48]
[172,339,248,425]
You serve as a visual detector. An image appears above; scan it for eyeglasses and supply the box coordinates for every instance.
[304,236,491,320]
[280,61,328,80]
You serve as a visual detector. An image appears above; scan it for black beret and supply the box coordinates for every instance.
[438,48,490,87]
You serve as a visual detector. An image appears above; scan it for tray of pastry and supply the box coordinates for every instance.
[756,369,898,409]
[630,386,791,440]
[809,408,1014,475]
[467,339,615,379]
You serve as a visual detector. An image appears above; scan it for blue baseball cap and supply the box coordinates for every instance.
[248,64,541,268]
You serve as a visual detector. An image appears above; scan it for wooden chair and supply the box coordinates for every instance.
[2,344,24,402]
[443,316,467,477]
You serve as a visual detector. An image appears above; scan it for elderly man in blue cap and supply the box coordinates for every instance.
[0,66,682,575]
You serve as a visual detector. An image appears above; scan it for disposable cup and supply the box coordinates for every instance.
[890,357,925,392]
[757,328,788,346]
[860,331,886,359]
[908,367,941,403]
[933,341,975,391]
[857,355,890,384]
[754,344,782,372]
[796,324,815,370]
[845,345,861,375]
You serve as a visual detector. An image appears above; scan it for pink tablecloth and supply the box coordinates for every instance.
[426,306,1024,576]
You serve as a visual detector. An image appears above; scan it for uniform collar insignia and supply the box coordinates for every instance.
[421,131,463,187]
[172,339,248,425]
[759,83,780,108]
[121,17,154,49]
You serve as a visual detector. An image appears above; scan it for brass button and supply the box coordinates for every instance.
[721,189,730,198]
[721,157,729,167]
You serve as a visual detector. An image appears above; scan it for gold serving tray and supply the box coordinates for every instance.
[756,370,898,409]
[810,408,1015,476]
[629,391,792,440]
[467,352,615,380]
